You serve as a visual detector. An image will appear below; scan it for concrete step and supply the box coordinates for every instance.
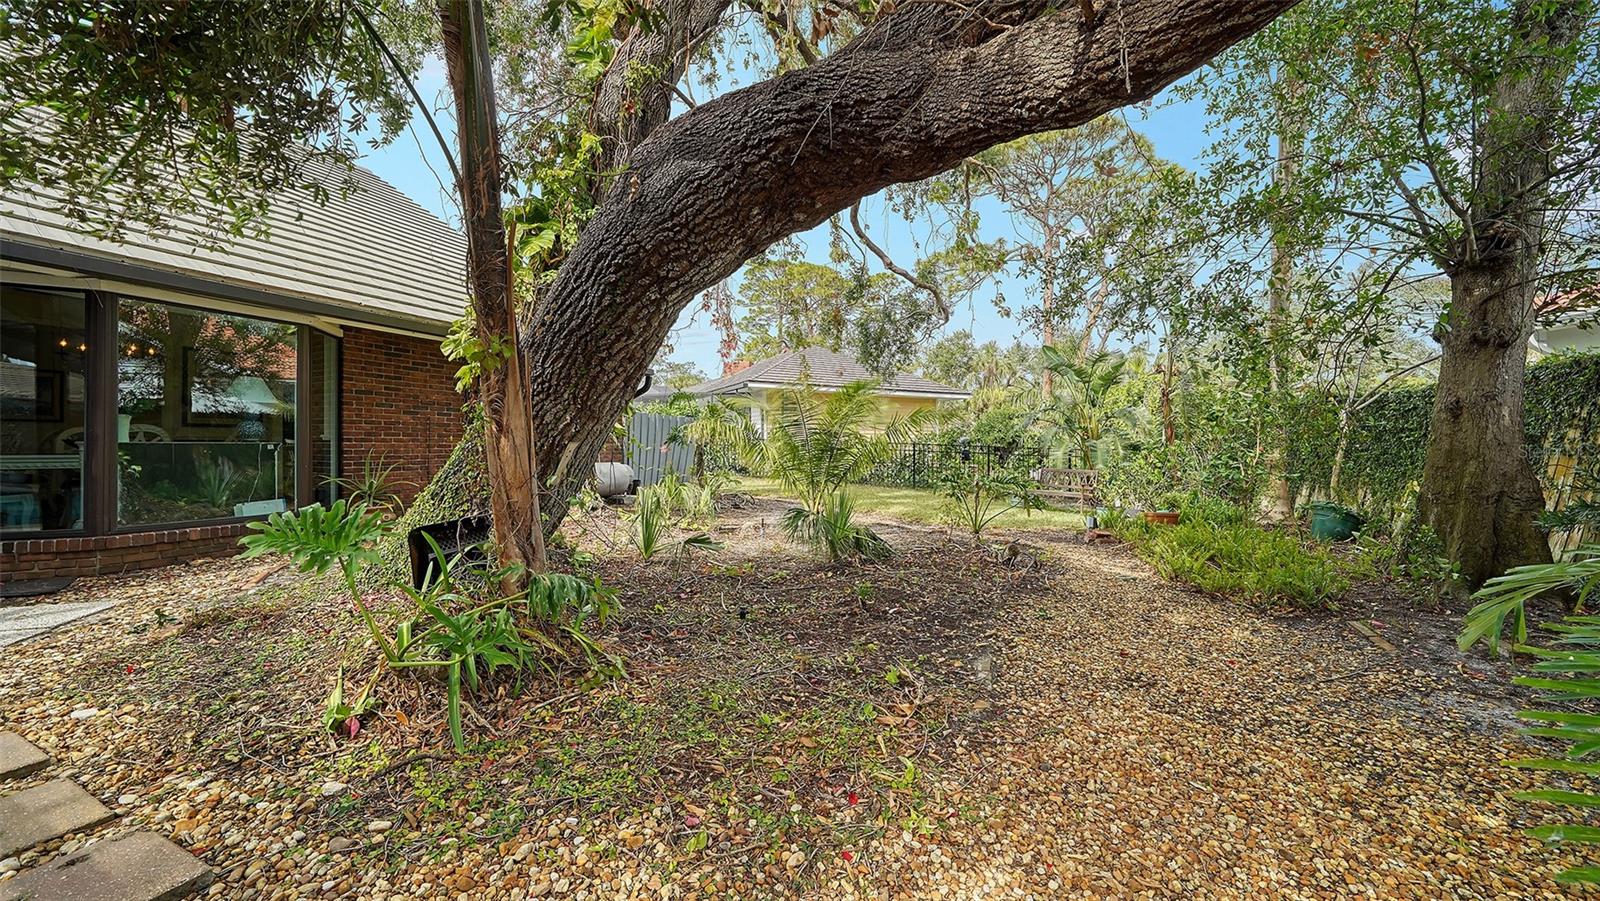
[0,781,115,859]
[0,831,213,901]
[0,734,49,782]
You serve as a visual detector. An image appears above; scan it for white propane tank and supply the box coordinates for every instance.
[594,462,638,498]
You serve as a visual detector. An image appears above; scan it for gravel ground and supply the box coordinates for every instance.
[0,503,1587,899]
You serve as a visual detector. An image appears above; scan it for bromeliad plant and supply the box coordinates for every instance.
[327,451,415,517]
[240,501,621,750]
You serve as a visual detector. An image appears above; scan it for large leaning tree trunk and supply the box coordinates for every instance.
[509,0,1297,532]
[1416,0,1584,588]
[439,0,546,575]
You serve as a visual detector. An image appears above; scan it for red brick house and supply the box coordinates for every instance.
[0,164,469,581]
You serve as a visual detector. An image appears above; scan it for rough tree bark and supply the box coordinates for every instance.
[587,0,732,198]
[439,0,546,575]
[474,0,1298,533]
[1416,0,1584,588]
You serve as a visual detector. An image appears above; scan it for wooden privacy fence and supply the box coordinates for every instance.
[625,411,694,487]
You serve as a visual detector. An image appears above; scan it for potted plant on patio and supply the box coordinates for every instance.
[1143,490,1183,526]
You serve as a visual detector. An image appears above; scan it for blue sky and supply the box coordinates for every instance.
[358,56,1217,378]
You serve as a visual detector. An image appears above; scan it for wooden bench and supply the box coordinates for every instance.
[1031,467,1099,509]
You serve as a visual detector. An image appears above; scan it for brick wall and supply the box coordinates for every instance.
[0,326,464,583]
[340,327,465,504]
[1,525,249,580]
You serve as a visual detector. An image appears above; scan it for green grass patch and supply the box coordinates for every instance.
[737,477,1085,531]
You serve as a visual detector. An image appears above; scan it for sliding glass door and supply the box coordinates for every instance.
[1,285,337,537]
[0,286,88,534]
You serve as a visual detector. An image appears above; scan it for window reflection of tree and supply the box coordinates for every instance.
[118,301,296,434]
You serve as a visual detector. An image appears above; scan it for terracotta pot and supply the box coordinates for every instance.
[1143,510,1180,526]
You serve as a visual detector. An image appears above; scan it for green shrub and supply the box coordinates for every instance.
[936,466,1042,541]
[1138,519,1349,609]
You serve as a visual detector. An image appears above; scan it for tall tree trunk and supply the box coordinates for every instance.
[1416,0,1582,588]
[439,0,546,577]
[1160,339,1176,447]
[1419,267,1551,587]
[1262,71,1300,523]
[1040,225,1058,396]
[495,0,1297,533]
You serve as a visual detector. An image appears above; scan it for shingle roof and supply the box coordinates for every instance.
[1538,284,1599,318]
[688,347,968,398]
[0,158,467,334]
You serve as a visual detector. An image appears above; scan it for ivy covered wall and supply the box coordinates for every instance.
[1293,353,1600,536]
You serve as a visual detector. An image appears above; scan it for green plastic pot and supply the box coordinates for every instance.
[1308,502,1364,541]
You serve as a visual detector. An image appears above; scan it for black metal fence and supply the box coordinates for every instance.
[862,441,1047,489]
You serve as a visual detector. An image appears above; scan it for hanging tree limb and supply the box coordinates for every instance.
[848,200,950,320]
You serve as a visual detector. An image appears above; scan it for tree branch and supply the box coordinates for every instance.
[848,200,950,319]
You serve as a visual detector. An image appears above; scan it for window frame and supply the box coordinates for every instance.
[0,284,334,540]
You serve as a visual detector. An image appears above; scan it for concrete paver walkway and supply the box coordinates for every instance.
[0,832,213,901]
[0,601,115,649]
[0,732,212,899]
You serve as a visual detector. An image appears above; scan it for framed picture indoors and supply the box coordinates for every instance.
[30,369,64,422]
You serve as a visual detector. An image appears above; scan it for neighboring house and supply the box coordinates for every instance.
[1532,285,1599,354]
[686,347,969,433]
[0,162,470,581]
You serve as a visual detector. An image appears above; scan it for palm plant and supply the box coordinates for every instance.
[1034,345,1141,469]
[938,466,1043,541]
[1459,547,1600,885]
[780,491,891,562]
[721,381,931,510]
[690,380,928,560]
[1459,545,1600,653]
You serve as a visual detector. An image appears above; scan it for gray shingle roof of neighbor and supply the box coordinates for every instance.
[0,158,468,335]
[688,346,969,398]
